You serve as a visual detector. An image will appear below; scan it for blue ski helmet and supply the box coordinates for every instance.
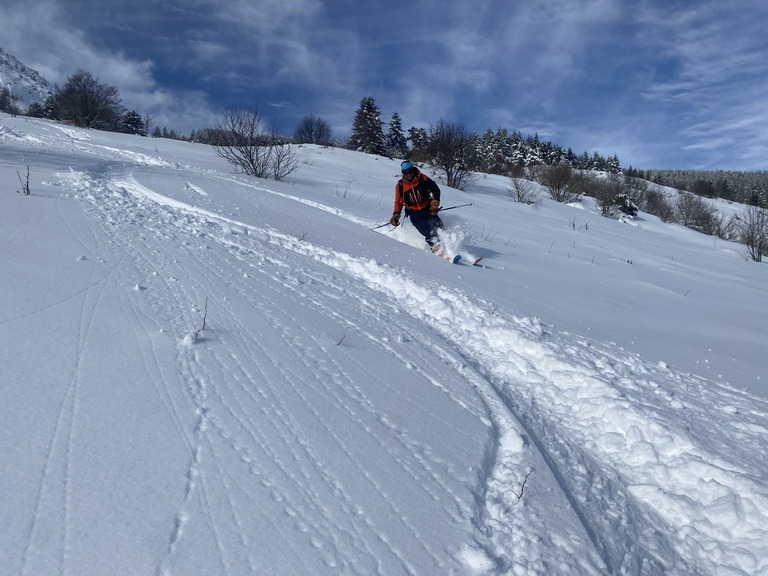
[401,161,414,172]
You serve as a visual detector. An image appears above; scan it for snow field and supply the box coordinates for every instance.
[2,116,768,575]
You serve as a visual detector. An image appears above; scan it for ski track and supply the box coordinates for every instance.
[178,219,464,573]
[69,169,486,574]
[11,126,765,576]
[18,214,119,576]
[84,168,606,573]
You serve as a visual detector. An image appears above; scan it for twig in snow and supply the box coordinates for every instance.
[195,297,208,339]
[509,472,531,501]
[17,166,31,195]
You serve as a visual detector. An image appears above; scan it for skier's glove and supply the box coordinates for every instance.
[429,199,440,215]
[390,211,401,227]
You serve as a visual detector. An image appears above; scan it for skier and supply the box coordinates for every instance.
[389,161,443,249]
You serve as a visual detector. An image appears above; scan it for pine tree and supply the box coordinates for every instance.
[348,97,386,155]
[477,128,495,173]
[608,154,621,174]
[0,87,10,112]
[120,110,146,135]
[408,126,428,149]
[42,95,58,120]
[385,111,409,158]
[27,101,45,118]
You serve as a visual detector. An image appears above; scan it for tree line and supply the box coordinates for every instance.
[17,69,150,135]
[345,96,620,190]
[5,69,766,261]
[626,167,768,208]
[6,67,762,206]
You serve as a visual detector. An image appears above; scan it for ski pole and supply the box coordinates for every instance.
[439,203,474,212]
[371,202,473,229]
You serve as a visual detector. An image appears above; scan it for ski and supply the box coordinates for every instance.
[432,245,483,266]
[434,249,483,266]
[453,255,484,266]
[433,247,462,264]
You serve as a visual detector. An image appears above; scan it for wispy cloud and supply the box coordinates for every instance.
[634,1,768,168]
[2,0,766,169]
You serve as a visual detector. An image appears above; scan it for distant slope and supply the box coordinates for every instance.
[0,47,54,104]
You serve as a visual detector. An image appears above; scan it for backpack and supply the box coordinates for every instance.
[398,175,430,209]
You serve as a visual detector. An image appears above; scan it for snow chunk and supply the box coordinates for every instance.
[460,545,496,572]
[179,332,199,347]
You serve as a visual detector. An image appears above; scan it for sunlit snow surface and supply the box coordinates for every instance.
[1,117,767,575]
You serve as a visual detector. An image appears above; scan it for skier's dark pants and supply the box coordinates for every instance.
[407,208,444,248]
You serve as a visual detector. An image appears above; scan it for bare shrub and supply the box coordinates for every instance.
[424,119,478,190]
[267,123,300,181]
[569,172,637,218]
[215,108,299,181]
[638,185,676,223]
[55,69,124,130]
[711,212,740,241]
[529,164,577,203]
[507,166,540,205]
[294,114,333,145]
[214,107,272,177]
[675,191,717,234]
[739,205,768,262]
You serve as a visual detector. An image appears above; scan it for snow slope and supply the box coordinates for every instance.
[1,116,767,576]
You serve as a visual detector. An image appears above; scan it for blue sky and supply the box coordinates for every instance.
[2,0,767,170]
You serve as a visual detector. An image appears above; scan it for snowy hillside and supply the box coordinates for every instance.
[1,116,767,576]
[0,48,53,105]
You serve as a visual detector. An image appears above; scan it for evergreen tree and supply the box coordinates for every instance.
[506,130,526,166]
[120,110,146,135]
[41,95,58,120]
[27,101,45,118]
[0,87,10,112]
[408,126,428,149]
[385,111,409,158]
[0,87,22,115]
[348,97,386,155]
[592,151,605,171]
[477,128,496,173]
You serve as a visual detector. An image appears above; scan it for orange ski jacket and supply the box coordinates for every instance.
[393,169,441,215]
